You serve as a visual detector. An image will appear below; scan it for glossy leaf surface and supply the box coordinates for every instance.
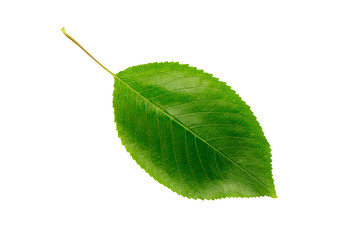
[113,62,276,199]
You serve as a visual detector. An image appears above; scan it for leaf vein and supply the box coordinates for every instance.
[213,149,225,181]
[194,136,211,182]
[148,87,226,100]
[170,120,191,191]
[138,73,187,94]
[165,99,243,110]
[184,130,202,190]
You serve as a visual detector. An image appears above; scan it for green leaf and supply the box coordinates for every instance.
[62,28,276,199]
[113,62,276,199]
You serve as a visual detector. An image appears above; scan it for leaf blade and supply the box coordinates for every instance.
[113,62,276,199]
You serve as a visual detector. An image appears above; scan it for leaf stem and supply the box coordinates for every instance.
[61,27,114,76]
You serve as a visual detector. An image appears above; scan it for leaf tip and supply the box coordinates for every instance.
[269,190,277,198]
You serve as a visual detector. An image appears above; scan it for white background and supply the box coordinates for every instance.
[0,0,360,239]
